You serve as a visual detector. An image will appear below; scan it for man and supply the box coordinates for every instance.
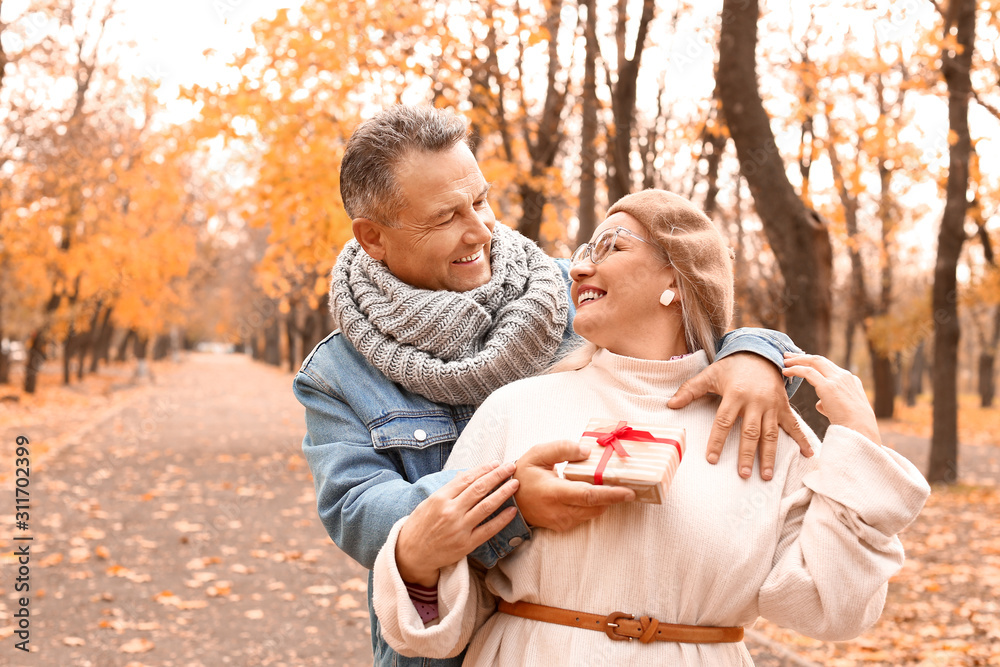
[294,105,808,666]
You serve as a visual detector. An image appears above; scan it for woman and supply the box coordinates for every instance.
[371,190,930,665]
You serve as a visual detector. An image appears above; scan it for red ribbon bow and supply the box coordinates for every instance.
[582,421,683,485]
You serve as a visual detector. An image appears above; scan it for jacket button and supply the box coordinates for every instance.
[509,537,524,547]
[413,429,427,442]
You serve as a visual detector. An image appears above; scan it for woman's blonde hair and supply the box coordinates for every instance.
[551,189,734,373]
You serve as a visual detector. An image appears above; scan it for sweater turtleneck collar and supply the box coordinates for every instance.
[588,347,710,399]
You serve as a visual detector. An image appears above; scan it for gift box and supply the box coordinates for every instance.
[562,418,685,504]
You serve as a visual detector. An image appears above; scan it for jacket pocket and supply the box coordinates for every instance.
[369,412,458,450]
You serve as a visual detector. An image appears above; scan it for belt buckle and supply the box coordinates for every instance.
[602,611,634,641]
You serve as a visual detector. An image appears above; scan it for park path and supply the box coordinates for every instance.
[3,353,993,667]
[881,430,1000,486]
[2,353,373,667]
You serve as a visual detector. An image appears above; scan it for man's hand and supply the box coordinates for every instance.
[514,440,635,532]
[395,461,519,587]
[667,352,813,480]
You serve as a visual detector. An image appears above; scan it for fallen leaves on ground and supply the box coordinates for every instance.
[756,485,1000,666]
[0,362,167,483]
[154,590,209,610]
[891,395,999,446]
[120,637,155,654]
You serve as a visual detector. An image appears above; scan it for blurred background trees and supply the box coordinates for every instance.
[1,0,998,481]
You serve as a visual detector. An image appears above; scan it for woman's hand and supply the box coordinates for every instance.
[395,461,519,587]
[781,352,882,445]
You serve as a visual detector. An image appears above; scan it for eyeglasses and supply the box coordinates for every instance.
[570,226,656,266]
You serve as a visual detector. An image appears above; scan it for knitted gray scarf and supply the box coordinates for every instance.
[330,223,569,406]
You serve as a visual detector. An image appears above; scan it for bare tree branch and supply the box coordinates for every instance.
[973,89,1000,122]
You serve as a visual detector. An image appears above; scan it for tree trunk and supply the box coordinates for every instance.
[0,3,8,94]
[24,293,62,394]
[826,132,864,374]
[973,191,1000,408]
[978,306,1000,408]
[116,328,137,362]
[0,303,8,385]
[606,0,656,204]
[906,340,926,407]
[90,307,114,372]
[894,353,904,398]
[979,351,996,408]
[24,331,47,394]
[286,305,299,373]
[152,334,171,361]
[134,334,149,360]
[576,0,599,247]
[63,325,76,386]
[872,74,899,418]
[133,334,153,382]
[76,303,103,380]
[264,319,281,367]
[516,0,569,243]
[517,184,545,243]
[843,320,856,371]
[731,179,745,329]
[717,0,833,436]
[250,332,262,361]
[929,0,976,485]
[869,343,896,419]
[701,116,728,218]
[302,293,332,366]
[76,338,88,380]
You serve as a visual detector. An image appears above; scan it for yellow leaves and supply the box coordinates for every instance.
[172,520,205,533]
[341,577,367,592]
[39,553,64,568]
[3,97,200,345]
[106,564,151,583]
[184,556,222,570]
[334,594,360,610]
[120,637,155,654]
[80,526,105,540]
[940,33,966,56]
[154,591,209,610]
[205,582,232,597]
[69,546,92,564]
[754,484,1000,665]
[892,393,1000,446]
[525,26,551,47]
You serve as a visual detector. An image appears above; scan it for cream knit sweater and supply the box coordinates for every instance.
[373,350,930,666]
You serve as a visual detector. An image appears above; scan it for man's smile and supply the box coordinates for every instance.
[453,249,484,264]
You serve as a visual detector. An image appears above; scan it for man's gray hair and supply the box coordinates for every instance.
[340,105,471,227]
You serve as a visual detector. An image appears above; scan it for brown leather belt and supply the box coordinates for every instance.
[497,600,744,644]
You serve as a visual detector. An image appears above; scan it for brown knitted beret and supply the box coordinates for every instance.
[606,190,734,338]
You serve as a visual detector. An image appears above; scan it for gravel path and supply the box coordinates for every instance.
[2,354,371,666]
[881,429,1000,486]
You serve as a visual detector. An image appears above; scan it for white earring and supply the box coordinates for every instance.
[659,289,675,307]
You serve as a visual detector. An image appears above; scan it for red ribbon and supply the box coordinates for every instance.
[582,421,683,485]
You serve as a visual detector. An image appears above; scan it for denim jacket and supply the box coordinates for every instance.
[294,258,802,667]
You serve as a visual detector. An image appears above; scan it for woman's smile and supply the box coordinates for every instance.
[576,285,607,306]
